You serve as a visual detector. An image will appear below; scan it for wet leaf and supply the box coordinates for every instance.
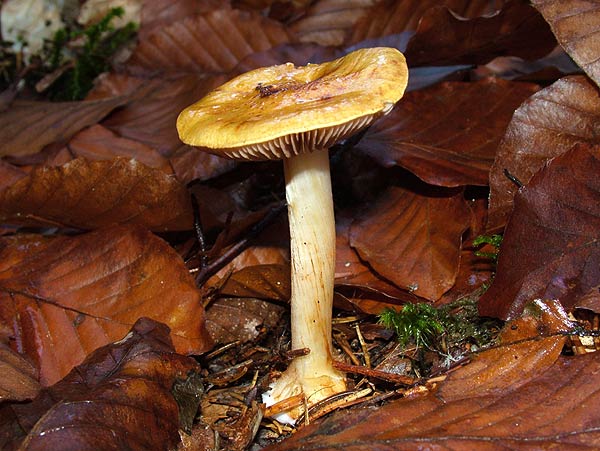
[0,158,193,231]
[0,343,40,402]
[442,299,572,400]
[0,97,133,157]
[0,224,212,385]
[127,8,290,75]
[358,79,540,187]
[268,304,596,451]
[480,143,600,319]
[405,1,556,67]
[488,75,600,231]
[532,0,600,88]
[350,186,470,301]
[289,0,377,46]
[0,318,201,451]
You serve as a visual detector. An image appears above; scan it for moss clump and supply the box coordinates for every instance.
[472,233,503,262]
[44,7,137,100]
[378,297,501,366]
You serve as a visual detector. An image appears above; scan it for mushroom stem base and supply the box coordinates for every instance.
[263,149,345,424]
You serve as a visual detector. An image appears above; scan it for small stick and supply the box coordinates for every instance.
[298,387,373,425]
[503,168,523,188]
[333,360,417,385]
[355,324,371,368]
[190,193,208,270]
[195,201,286,286]
[263,393,305,418]
[334,332,361,366]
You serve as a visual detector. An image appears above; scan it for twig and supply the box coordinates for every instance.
[194,201,286,286]
[333,360,417,385]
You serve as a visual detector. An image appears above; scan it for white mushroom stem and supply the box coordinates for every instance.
[263,148,346,423]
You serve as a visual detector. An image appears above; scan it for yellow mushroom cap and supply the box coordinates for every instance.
[176,47,408,160]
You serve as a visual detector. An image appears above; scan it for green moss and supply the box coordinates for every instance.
[378,297,501,364]
[45,7,138,101]
[1,7,137,101]
[472,233,503,262]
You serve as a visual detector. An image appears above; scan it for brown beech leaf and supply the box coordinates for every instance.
[99,75,227,155]
[349,0,501,45]
[231,42,341,75]
[442,298,572,400]
[139,0,225,37]
[0,318,201,451]
[169,146,238,185]
[267,305,596,451]
[0,343,40,402]
[288,0,377,46]
[532,0,600,88]
[205,297,286,345]
[220,264,290,302]
[67,125,172,172]
[0,97,133,157]
[405,1,556,67]
[357,79,540,187]
[335,215,411,309]
[350,186,470,301]
[0,157,193,231]
[127,8,290,76]
[488,75,600,231]
[479,143,600,319]
[0,161,26,192]
[0,225,212,386]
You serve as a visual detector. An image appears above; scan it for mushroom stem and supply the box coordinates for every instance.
[263,148,345,423]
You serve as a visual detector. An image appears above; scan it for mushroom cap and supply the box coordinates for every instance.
[177,47,408,160]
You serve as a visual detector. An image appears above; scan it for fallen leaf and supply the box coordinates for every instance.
[267,303,596,451]
[350,185,470,301]
[99,75,226,155]
[231,42,341,75]
[0,343,40,402]
[127,8,290,75]
[205,296,286,345]
[0,161,26,191]
[532,0,600,88]
[349,0,502,45]
[169,146,238,185]
[289,0,377,46]
[0,97,133,157]
[0,224,212,385]
[480,143,600,319]
[487,75,600,230]
[67,124,171,171]
[220,264,290,302]
[0,317,201,451]
[138,0,224,37]
[0,157,193,231]
[357,78,540,187]
[404,1,556,67]
[335,214,412,308]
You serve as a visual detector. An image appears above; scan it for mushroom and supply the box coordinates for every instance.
[177,47,408,423]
